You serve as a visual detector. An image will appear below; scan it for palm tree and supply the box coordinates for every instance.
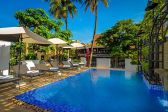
[48,0,78,30]
[83,0,108,67]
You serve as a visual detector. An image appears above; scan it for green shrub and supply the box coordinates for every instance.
[25,53,37,60]
[142,61,149,72]
[130,60,138,65]
[10,57,18,66]
[73,59,80,63]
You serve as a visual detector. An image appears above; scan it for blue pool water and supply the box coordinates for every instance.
[16,69,168,112]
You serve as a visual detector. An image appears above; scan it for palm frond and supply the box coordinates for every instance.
[101,0,108,7]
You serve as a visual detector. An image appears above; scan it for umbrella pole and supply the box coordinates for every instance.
[58,47,60,64]
[76,48,77,59]
[56,45,59,63]
[18,34,22,78]
[55,45,56,60]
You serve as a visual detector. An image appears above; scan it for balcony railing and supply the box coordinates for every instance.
[77,47,111,57]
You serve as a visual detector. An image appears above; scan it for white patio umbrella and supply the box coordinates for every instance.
[63,46,74,49]
[71,42,84,48]
[48,38,67,45]
[48,38,67,61]
[0,27,52,44]
[0,27,52,77]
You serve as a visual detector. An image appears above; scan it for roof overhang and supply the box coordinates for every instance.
[0,27,52,44]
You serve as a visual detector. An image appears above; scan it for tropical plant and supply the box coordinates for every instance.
[53,30,73,43]
[83,0,108,67]
[10,43,25,65]
[142,61,149,73]
[139,0,166,72]
[140,0,165,41]
[47,0,79,30]
[15,8,63,39]
[97,19,139,58]
[25,52,37,60]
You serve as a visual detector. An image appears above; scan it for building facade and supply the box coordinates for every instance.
[77,34,125,68]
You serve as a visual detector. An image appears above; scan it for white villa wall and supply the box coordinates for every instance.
[125,59,137,72]
[96,58,111,68]
[80,57,86,64]
[0,41,11,75]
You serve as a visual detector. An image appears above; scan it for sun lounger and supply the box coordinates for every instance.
[50,61,59,68]
[0,75,20,85]
[79,61,85,66]
[24,60,39,70]
[50,61,70,69]
[12,65,42,81]
[35,64,59,73]
[68,60,79,67]
[61,61,71,69]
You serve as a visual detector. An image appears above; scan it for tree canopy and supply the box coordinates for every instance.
[97,19,139,59]
[15,8,64,39]
[15,8,72,42]
[47,0,80,30]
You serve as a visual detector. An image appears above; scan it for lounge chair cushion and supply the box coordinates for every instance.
[0,77,20,84]
[79,62,85,65]
[63,65,71,67]
[72,63,79,66]
[25,61,36,70]
[27,70,39,74]
[24,73,39,77]
[50,67,59,71]
[69,61,79,67]
[0,75,14,79]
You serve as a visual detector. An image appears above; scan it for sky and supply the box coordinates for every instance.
[0,0,147,43]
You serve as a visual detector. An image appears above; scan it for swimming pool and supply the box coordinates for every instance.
[15,69,168,112]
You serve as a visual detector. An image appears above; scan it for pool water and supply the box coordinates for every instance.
[15,69,168,112]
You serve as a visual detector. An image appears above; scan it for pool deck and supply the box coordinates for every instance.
[0,67,88,112]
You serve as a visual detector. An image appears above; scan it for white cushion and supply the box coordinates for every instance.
[73,64,79,66]
[50,67,59,70]
[79,62,85,65]
[25,60,36,70]
[0,75,13,79]
[63,65,70,67]
[27,70,39,74]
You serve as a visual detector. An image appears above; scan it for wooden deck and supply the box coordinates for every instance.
[0,67,88,112]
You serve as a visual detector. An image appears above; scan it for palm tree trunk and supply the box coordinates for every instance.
[88,6,98,67]
[65,18,68,30]
[65,0,68,30]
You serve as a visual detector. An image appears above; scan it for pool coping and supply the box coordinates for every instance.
[141,74,164,91]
